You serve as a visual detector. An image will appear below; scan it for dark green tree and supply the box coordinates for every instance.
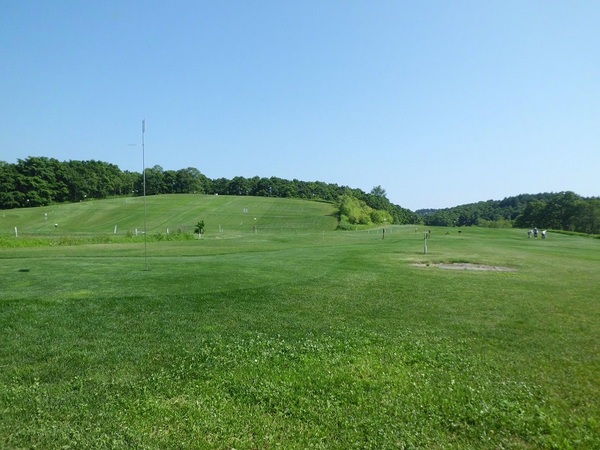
[0,162,21,209]
[143,165,166,195]
[15,157,67,206]
[370,185,387,197]
[229,176,251,196]
[194,220,205,238]
[175,167,206,193]
[576,199,600,234]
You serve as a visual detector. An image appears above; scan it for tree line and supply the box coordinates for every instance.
[3,157,597,233]
[0,157,416,225]
[418,192,600,234]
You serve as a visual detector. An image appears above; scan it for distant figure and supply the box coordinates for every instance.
[542,230,547,239]
[382,228,385,239]
[534,227,538,238]
[54,223,58,229]
[528,230,532,239]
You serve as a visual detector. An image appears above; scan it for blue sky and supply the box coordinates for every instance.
[2,1,599,210]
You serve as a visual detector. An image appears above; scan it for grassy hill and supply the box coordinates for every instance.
[1,194,339,238]
[1,197,599,448]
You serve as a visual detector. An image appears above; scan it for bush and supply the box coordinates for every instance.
[370,209,392,225]
[337,214,355,230]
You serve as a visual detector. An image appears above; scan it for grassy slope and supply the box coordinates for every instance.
[1,194,338,236]
[0,197,599,449]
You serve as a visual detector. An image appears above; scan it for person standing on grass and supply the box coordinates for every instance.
[534,227,538,238]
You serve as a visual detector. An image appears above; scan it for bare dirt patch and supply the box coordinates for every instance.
[412,262,516,272]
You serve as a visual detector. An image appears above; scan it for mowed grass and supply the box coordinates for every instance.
[1,194,338,237]
[1,197,599,449]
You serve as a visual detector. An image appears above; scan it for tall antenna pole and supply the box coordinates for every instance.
[142,119,148,271]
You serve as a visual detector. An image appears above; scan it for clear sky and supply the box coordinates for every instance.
[2,1,599,211]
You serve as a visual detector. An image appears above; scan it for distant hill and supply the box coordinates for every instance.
[2,157,598,233]
[2,194,339,237]
[0,157,415,225]
[416,191,600,234]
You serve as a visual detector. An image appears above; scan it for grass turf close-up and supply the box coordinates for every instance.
[1,195,599,449]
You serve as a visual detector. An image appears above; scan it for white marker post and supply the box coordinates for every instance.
[424,231,428,254]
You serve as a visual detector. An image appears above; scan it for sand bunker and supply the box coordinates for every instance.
[412,263,516,272]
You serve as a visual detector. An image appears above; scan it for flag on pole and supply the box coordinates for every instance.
[142,119,145,133]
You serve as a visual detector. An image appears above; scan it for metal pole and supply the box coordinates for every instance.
[142,119,148,271]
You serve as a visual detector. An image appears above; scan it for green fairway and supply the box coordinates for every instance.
[1,196,599,449]
[2,194,338,239]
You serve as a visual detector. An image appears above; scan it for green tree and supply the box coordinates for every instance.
[515,200,547,229]
[211,178,230,195]
[370,209,392,224]
[370,185,387,197]
[577,199,600,234]
[254,177,273,197]
[194,220,205,238]
[163,170,177,194]
[143,165,166,195]
[175,167,206,193]
[15,157,66,206]
[122,171,142,196]
[337,194,373,225]
[229,176,251,196]
[545,191,583,230]
[0,162,21,209]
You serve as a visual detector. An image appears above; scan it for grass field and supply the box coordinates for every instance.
[1,195,599,449]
